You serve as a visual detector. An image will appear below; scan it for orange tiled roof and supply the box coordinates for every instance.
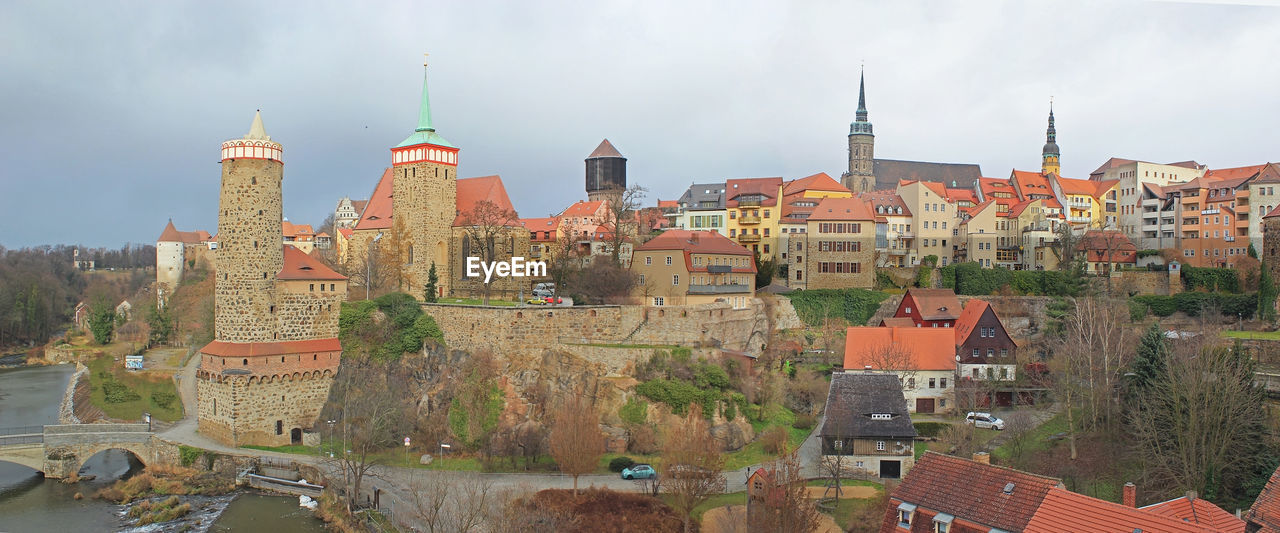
[282,221,315,240]
[202,338,342,357]
[559,200,607,218]
[354,168,394,231]
[807,197,876,222]
[455,175,518,226]
[1077,230,1137,263]
[904,288,962,321]
[859,190,913,217]
[1204,164,1268,183]
[1142,495,1246,533]
[337,228,354,239]
[725,177,782,207]
[278,245,346,281]
[157,220,211,244]
[657,199,678,209]
[946,188,977,204]
[783,172,849,196]
[635,229,753,257]
[888,451,1063,532]
[1026,487,1218,533]
[954,299,990,344]
[843,327,956,371]
[1246,465,1280,532]
[520,217,560,242]
[878,317,916,328]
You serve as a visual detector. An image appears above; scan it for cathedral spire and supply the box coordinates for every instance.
[856,67,869,122]
[416,60,434,133]
[1041,98,1061,175]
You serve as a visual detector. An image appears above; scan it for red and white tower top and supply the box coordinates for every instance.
[391,59,458,167]
[221,110,283,163]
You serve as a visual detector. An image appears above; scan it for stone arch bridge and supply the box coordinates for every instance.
[0,424,164,479]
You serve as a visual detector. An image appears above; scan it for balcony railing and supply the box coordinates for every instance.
[736,198,762,207]
[1202,208,1220,215]
[688,284,752,295]
[737,233,761,243]
[738,215,761,225]
[1068,216,1091,224]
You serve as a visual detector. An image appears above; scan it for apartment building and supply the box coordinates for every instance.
[777,172,852,266]
[631,229,755,308]
[1049,174,1118,230]
[671,182,727,235]
[1088,158,1207,244]
[786,196,876,290]
[955,201,998,267]
[725,177,784,260]
[862,190,914,267]
[897,180,959,266]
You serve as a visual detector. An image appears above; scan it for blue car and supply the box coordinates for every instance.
[621,464,656,480]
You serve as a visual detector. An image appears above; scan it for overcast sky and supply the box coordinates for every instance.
[2,1,1278,248]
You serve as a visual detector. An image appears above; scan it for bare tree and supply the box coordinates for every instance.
[458,199,521,304]
[1128,337,1269,502]
[346,232,389,300]
[408,471,503,533]
[1001,411,1035,468]
[749,450,822,533]
[662,405,727,533]
[603,185,648,266]
[1057,297,1133,431]
[323,360,407,512]
[548,393,604,496]
[862,342,919,394]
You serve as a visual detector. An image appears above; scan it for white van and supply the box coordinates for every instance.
[964,412,1005,430]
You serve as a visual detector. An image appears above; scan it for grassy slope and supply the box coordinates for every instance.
[86,352,184,422]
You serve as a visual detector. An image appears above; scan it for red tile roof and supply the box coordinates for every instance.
[1077,230,1137,263]
[587,138,624,159]
[843,327,957,371]
[887,451,1063,532]
[1143,495,1246,533]
[902,288,962,321]
[1090,157,1138,177]
[783,172,849,196]
[954,299,991,345]
[354,168,394,231]
[807,197,876,222]
[278,245,346,280]
[635,229,753,257]
[945,188,977,204]
[559,200,607,218]
[725,177,782,207]
[201,338,342,357]
[657,199,678,208]
[282,221,315,240]
[1012,170,1054,199]
[859,190,913,217]
[157,220,211,244]
[455,175,518,225]
[1204,164,1268,183]
[520,217,560,242]
[1026,487,1218,533]
[1246,465,1280,533]
[337,228,354,239]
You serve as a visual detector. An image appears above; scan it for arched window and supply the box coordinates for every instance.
[243,359,248,366]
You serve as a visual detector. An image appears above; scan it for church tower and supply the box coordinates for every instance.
[843,68,875,192]
[1041,100,1060,176]
[214,111,283,342]
[391,60,459,300]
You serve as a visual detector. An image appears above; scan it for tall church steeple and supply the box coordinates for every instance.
[843,67,876,192]
[1041,99,1060,176]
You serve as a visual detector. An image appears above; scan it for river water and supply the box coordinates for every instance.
[0,364,327,532]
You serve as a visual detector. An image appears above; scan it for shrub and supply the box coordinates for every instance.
[628,425,660,454]
[103,380,141,403]
[618,397,648,426]
[1128,300,1148,322]
[1182,266,1241,293]
[178,445,204,467]
[608,456,636,473]
[912,421,950,438]
[792,413,816,430]
[635,378,720,417]
[151,391,177,409]
[786,289,891,327]
[761,426,789,454]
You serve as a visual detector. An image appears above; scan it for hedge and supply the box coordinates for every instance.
[1180,266,1241,293]
[635,379,722,418]
[939,262,1083,297]
[1131,292,1257,319]
[785,288,891,327]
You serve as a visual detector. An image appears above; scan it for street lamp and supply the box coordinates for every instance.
[438,443,450,468]
[366,233,383,300]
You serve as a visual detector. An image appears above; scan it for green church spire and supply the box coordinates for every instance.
[397,57,454,149]
[416,63,434,132]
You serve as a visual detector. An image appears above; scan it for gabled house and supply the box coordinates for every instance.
[1077,229,1137,275]
[1141,491,1245,533]
[881,451,1063,533]
[844,327,956,414]
[954,299,1017,382]
[893,288,962,328]
[820,372,917,479]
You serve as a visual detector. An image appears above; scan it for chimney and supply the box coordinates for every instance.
[972,452,990,465]
[1123,482,1136,508]
[1186,490,1197,502]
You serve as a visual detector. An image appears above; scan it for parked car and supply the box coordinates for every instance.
[543,296,563,305]
[621,464,656,480]
[526,298,547,305]
[965,412,1005,430]
[532,282,556,298]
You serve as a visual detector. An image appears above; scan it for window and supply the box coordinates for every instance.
[908,377,916,389]
[928,378,936,389]
[666,256,673,265]
[1001,348,1008,358]
[652,297,664,306]
[876,441,886,451]
[638,274,645,285]
[645,256,652,265]
[672,274,679,285]
[940,378,947,388]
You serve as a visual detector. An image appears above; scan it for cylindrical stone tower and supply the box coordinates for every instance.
[586,138,626,203]
[215,111,283,342]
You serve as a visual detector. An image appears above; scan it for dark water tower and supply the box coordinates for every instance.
[586,139,626,203]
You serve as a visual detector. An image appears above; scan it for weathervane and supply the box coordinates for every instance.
[424,52,429,67]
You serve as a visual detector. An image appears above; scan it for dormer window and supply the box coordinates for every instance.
[871,413,892,420]
[933,513,954,533]
[897,503,916,528]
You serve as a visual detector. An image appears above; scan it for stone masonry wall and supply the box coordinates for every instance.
[423,299,771,358]
[394,161,456,297]
[197,371,335,447]
[215,157,283,342]
[1115,270,1178,296]
[275,281,344,340]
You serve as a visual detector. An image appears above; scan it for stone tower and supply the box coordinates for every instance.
[215,111,283,342]
[392,62,459,300]
[197,112,345,447]
[586,138,627,204]
[1041,100,1060,176]
[843,68,875,193]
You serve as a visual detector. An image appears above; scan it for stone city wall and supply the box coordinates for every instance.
[422,299,771,358]
[197,370,335,447]
[275,282,344,340]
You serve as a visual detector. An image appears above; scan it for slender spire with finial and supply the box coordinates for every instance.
[1041,97,1061,175]
[416,54,434,133]
[856,65,868,122]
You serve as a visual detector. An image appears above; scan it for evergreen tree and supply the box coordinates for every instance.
[1258,261,1277,322]
[424,262,439,303]
[1247,243,1259,259]
[1129,321,1168,391]
[147,304,173,345]
[87,297,116,345]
